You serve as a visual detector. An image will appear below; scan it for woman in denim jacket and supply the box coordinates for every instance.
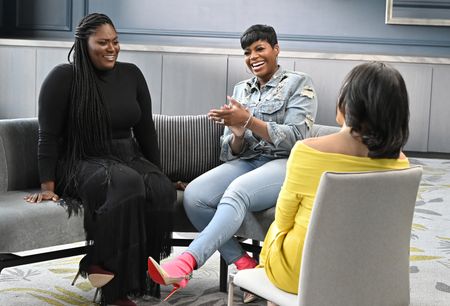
[147,24,318,300]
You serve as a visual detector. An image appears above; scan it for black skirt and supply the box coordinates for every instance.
[57,137,176,304]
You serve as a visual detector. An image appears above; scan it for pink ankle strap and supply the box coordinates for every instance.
[234,253,257,270]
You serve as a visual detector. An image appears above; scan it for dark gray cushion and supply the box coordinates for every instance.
[0,118,85,252]
[0,190,85,253]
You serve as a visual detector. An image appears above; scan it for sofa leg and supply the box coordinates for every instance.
[252,239,260,262]
[220,255,228,292]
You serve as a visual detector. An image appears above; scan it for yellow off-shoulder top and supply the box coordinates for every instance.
[259,141,410,294]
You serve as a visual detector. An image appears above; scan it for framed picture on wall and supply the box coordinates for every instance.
[386,0,450,26]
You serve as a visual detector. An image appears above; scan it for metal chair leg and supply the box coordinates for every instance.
[220,256,228,292]
[252,239,260,262]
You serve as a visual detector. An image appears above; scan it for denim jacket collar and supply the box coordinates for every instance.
[246,66,285,92]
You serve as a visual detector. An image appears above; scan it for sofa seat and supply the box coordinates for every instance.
[0,186,272,253]
[0,190,84,253]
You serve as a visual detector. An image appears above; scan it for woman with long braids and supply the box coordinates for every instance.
[24,13,176,306]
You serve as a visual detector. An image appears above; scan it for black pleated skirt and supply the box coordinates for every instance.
[57,138,176,304]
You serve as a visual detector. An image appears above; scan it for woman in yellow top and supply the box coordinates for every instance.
[259,61,411,295]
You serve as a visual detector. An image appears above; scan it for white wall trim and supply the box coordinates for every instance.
[1,38,450,65]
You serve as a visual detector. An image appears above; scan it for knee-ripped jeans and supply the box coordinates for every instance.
[183,156,287,268]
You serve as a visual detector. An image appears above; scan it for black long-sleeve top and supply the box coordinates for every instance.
[38,62,160,183]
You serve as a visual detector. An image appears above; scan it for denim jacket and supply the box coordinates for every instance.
[220,67,318,161]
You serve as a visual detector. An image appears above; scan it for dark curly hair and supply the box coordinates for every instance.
[240,24,278,49]
[337,61,409,159]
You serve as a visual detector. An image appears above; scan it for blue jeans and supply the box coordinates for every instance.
[183,156,287,268]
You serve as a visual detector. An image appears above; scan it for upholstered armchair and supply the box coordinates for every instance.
[228,167,422,305]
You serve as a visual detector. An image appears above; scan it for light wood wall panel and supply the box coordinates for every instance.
[429,66,450,152]
[391,63,432,152]
[161,54,227,115]
[294,59,361,127]
[0,46,36,119]
[119,51,163,114]
[0,43,449,153]
[295,59,432,152]
[36,47,71,115]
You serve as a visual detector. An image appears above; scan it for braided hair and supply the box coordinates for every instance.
[60,13,115,208]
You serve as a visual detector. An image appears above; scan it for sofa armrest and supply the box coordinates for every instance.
[0,118,40,192]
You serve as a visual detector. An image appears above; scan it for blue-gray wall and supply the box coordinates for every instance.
[1,0,450,57]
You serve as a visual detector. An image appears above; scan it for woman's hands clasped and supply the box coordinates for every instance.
[208,96,251,137]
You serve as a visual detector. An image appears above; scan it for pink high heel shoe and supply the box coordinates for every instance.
[234,253,258,303]
[147,252,196,301]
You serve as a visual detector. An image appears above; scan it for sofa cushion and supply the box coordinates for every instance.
[0,190,85,253]
[153,114,224,183]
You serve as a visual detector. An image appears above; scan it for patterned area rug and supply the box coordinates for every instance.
[0,247,259,306]
[0,157,449,306]
[409,158,450,306]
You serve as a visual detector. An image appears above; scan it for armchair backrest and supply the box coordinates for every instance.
[298,166,422,306]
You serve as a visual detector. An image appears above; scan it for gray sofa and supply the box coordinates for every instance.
[0,114,339,291]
